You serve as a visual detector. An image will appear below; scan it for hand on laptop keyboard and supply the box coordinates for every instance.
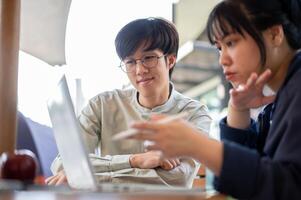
[45,170,68,186]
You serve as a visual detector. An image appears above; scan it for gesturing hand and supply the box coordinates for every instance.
[230,69,276,111]
[131,117,202,158]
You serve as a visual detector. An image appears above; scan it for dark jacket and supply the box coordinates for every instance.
[214,52,301,200]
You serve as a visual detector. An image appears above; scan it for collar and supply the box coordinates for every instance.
[281,51,301,87]
[133,82,178,115]
[270,51,301,119]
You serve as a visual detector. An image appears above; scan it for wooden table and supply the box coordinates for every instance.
[0,190,226,200]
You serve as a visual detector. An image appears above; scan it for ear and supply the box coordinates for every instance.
[268,25,284,46]
[166,54,177,69]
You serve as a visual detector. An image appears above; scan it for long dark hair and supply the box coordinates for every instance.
[206,0,301,66]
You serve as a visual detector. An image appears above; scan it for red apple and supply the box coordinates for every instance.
[0,149,39,183]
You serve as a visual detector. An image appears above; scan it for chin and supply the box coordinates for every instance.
[138,84,156,93]
[140,86,161,97]
[139,91,156,98]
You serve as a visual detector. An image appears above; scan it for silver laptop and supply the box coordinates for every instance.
[47,75,97,190]
[47,75,191,192]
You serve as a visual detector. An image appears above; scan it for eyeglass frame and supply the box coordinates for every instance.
[118,54,167,73]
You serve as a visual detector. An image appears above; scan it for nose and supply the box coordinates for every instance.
[219,48,231,68]
[135,60,148,75]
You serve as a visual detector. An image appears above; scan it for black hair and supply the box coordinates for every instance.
[115,17,179,78]
[206,0,301,66]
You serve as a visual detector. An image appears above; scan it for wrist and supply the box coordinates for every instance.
[228,101,249,113]
[186,130,205,158]
[129,154,139,168]
[227,102,251,129]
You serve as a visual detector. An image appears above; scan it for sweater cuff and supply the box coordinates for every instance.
[214,141,260,198]
[90,154,132,173]
[219,117,256,144]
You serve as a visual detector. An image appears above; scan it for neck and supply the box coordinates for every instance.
[268,50,297,92]
[138,84,171,109]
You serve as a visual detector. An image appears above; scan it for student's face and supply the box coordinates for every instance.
[215,31,262,88]
[124,45,176,98]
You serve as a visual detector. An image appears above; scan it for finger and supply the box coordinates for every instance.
[171,159,180,167]
[161,160,173,170]
[150,114,167,121]
[256,69,272,86]
[229,88,242,97]
[131,121,164,132]
[244,73,258,89]
[46,175,59,185]
[173,159,181,166]
[47,176,59,185]
[233,73,257,93]
[130,131,159,141]
[45,176,55,184]
[56,175,67,186]
[169,159,177,168]
[236,84,245,92]
[230,88,242,98]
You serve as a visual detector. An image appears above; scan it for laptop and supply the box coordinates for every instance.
[47,75,192,192]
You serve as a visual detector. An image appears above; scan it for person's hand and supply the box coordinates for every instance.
[160,158,181,170]
[129,150,181,170]
[130,117,203,158]
[129,150,163,169]
[131,116,223,176]
[229,69,276,111]
[45,170,68,186]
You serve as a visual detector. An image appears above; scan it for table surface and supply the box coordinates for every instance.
[0,190,226,200]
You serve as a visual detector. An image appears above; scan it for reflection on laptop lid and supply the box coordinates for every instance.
[47,75,97,190]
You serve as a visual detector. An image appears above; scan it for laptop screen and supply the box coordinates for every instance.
[47,75,97,190]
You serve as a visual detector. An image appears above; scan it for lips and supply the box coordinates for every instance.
[224,71,236,81]
[137,77,155,85]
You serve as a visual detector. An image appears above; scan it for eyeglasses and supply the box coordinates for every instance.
[119,54,166,73]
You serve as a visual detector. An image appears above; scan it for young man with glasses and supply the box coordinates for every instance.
[47,17,211,188]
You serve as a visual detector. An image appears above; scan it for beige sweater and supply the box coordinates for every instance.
[51,84,211,188]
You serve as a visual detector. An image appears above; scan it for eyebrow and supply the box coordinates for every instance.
[124,52,157,60]
[214,31,238,44]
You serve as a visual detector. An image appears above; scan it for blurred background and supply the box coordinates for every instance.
[18,0,226,139]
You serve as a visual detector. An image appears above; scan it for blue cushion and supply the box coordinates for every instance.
[17,112,58,177]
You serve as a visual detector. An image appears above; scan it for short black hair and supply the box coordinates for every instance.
[206,0,301,66]
[115,17,179,78]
